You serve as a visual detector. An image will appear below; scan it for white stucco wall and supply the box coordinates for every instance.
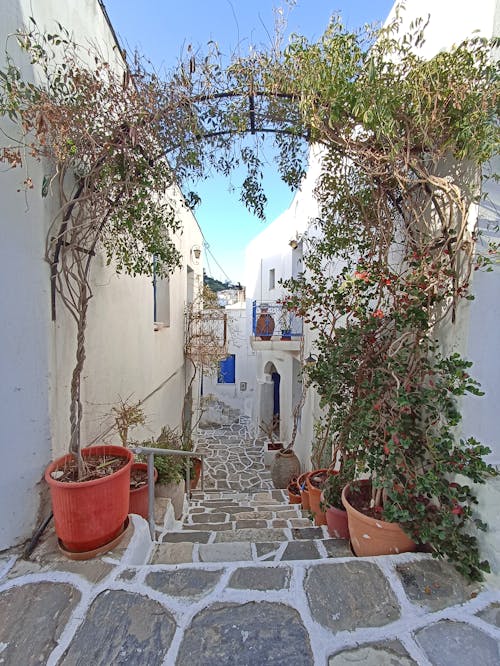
[0,0,203,551]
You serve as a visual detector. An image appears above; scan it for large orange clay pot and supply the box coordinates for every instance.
[129,462,158,519]
[342,480,416,556]
[45,445,132,553]
[306,469,329,526]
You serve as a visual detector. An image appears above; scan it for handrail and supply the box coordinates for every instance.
[130,446,205,539]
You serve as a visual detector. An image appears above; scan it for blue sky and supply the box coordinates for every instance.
[103,0,395,284]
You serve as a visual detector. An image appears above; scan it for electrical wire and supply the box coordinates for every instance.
[200,230,235,285]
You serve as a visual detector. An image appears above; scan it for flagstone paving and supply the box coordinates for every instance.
[1,412,499,665]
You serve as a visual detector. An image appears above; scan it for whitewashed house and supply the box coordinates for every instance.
[245,152,324,471]
[0,0,203,551]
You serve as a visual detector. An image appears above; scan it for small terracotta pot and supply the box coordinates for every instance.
[306,469,329,526]
[298,472,310,510]
[287,480,302,504]
[325,503,350,539]
[45,445,132,553]
[190,457,202,490]
[129,462,158,519]
[342,480,417,556]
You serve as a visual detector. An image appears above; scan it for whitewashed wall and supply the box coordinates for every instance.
[0,0,203,550]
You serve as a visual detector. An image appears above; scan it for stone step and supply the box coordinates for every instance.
[190,490,287,502]
[181,516,315,531]
[150,537,351,564]
[164,525,329,542]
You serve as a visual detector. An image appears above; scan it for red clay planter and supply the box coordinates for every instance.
[325,503,350,539]
[129,462,158,519]
[45,445,132,553]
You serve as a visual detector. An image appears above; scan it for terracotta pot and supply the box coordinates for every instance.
[287,480,301,504]
[155,478,185,519]
[298,472,310,510]
[129,462,158,519]
[256,311,275,340]
[342,480,417,556]
[45,445,132,553]
[190,457,202,490]
[306,469,329,526]
[324,499,350,539]
[270,449,300,489]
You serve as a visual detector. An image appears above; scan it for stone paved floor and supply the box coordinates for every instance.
[1,412,500,665]
[195,415,273,491]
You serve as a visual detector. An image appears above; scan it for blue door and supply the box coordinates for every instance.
[272,371,280,417]
[218,354,236,384]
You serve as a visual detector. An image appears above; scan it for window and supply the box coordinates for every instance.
[153,257,170,327]
[218,354,236,384]
[269,268,276,290]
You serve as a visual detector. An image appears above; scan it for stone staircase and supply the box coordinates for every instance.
[150,488,351,565]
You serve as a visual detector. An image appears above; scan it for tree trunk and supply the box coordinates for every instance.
[69,285,89,477]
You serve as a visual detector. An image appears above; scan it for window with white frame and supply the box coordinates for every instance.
[153,257,170,327]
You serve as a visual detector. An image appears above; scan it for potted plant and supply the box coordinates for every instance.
[306,469,330,526]
[142,426,186,520]
[321,460,353,540]
[109,397,158,519]
[269,380,305,489]
[260,416,284,467]
[278,295,293,340]
[297,472,311,510]
[45,445,133,555]
[277,18,498,579]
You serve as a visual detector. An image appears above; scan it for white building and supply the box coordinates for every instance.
[0,0,203,551]
[245,152,323,471]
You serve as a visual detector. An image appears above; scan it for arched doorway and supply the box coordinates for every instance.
[259,361,280,437]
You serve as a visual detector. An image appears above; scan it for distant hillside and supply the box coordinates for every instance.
[203,272,242,293]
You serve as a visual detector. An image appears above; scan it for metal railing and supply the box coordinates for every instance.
[252,300,303,339]
[130,446,205,540]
